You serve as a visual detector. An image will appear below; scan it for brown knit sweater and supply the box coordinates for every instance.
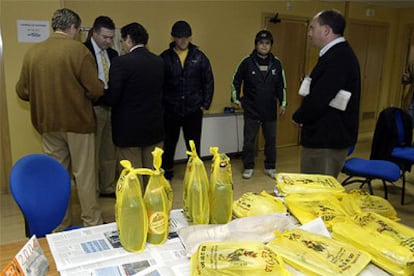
[16,32,104,134]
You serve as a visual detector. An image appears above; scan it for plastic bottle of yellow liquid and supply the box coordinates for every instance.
[209,147,233,224]
[151,147,173,213]
[115,160,133,223]
[184,140,209,224]
[116,171,148,252]
[144,182,169,245]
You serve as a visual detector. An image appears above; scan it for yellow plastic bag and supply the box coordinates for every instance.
[209,147,233,224]
[147,147,173,212]
[115,160,134,222]
[268,228,371,276]
[332,212,414,276]
[285,193,348,229]
[183,140,210,224]
[340,189,399,220]
[115,161,149,252]
[190,241,293,276]
[233,191,287,218]
[275,173,345,196]
[143,147,173,245]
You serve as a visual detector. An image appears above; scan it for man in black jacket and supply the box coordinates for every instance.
[292,9,361,178]
[103,22,164,190]
[161,20,214,180]
[84,16,118,197]
[231,30,287,179]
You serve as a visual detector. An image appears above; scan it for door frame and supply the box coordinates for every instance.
[259,13,310,148]
[0,22,12,194]
[400,24,414,108]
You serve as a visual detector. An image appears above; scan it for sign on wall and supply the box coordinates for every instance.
[17,20,49,43]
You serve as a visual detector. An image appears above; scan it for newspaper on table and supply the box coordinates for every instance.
[59,238,190,276]
[46,209,190,275]
[1,235,49,276]
[47,208,390,276]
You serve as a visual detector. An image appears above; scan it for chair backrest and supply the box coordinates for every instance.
[9,154,71,237]
[370,107,412,160]
[395,109,411,146]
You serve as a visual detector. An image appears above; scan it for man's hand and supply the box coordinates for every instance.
[402,72,411,85]
[292,120,303,127]
[279,106,286,116]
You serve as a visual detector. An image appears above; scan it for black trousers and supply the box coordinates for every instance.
[162,109,203,178]
[243,117,277,170]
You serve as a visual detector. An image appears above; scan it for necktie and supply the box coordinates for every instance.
[100,50,109,83]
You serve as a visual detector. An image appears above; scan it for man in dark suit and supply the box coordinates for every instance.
[84,16,119,197]
[292,9,361,178]
[103,22,164,190]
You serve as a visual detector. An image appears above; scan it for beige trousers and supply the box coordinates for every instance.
[300,147,348,178]
[94,105,117,194]
[117,141,163,191]
[42,132,103,227]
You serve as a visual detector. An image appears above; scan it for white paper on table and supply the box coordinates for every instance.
[299,217,331,238]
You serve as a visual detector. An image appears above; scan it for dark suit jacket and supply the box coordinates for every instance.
[84,39,119,105]
[292,41,361,148]
[104,46,165,147]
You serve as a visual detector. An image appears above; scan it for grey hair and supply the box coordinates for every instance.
[51,8,81,31]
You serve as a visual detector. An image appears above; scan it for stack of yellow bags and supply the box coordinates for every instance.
[233,190,286,218]
[190,241,293,275]
[332,212,414,276]
[268,228,372,275]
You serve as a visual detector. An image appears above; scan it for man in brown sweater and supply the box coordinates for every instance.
[16,8,104,228]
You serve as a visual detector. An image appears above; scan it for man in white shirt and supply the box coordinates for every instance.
[84,16,119,197]
[292,9,361,178]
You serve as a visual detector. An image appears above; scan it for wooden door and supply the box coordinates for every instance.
[400,26,414,108]
[346,21,388,133]
[258,15,308,148]
[0,23,12,194]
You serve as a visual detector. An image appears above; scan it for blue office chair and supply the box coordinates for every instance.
[9,154,75,237]
[370,107,414,204]
[390,108,414,204]
[341,145,402,198]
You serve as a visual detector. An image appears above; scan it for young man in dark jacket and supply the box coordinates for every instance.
[161,20,214,180]
[231,30,287,179]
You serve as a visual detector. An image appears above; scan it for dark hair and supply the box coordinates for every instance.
[51,8,81,31]
[121,22,148,45]
[92,16,115,32]
[317,9,346,36]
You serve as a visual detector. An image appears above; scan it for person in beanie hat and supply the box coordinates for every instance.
[171,20,192,38]
[231,29,287,180]
[160,20,214,180]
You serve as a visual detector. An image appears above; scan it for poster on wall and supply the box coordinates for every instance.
[17,20,49,43]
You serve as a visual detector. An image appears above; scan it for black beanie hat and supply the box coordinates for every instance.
[171,20,192,38]
[255,30,273,45]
